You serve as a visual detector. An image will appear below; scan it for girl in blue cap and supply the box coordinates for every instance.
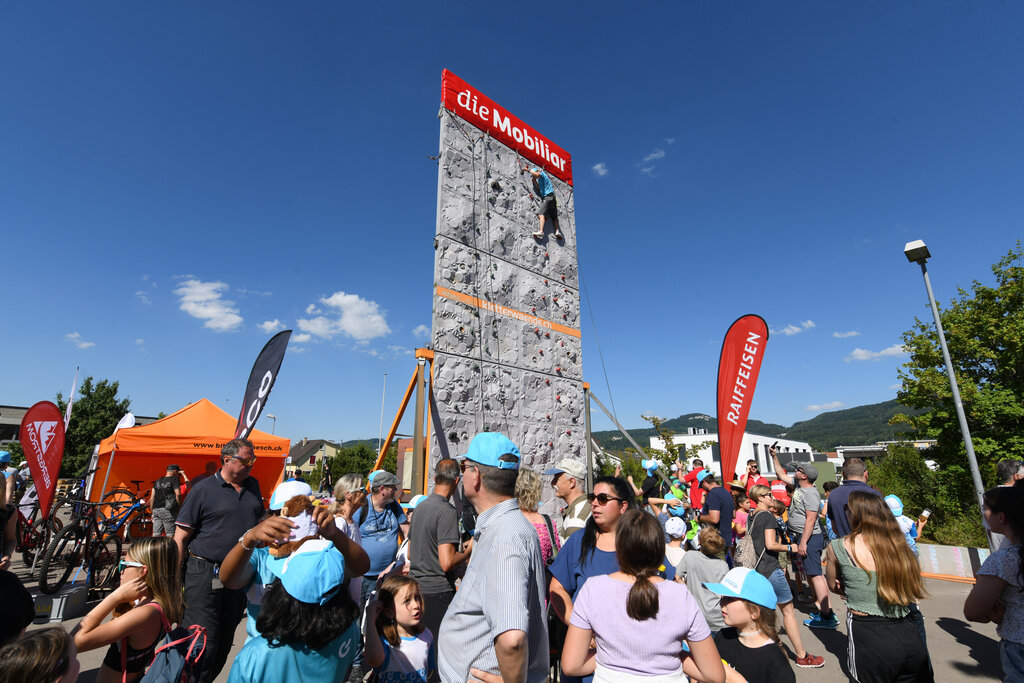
[704,567,794,682]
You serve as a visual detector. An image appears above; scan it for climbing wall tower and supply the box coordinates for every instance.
[430,70,583,475]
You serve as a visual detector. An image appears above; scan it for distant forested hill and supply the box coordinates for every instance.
[592,399,920,453]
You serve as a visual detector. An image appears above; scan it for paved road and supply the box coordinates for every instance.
[15,558,1002,682]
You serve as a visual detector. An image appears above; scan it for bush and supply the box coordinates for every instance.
[867,443,986,548]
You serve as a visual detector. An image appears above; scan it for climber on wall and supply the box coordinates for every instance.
[522,164,562,241]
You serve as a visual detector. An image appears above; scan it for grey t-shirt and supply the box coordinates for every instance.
[677,550,729,630]
[787,485,822,536]
[410,493,461,594]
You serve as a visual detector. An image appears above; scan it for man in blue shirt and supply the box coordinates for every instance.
[523,166,562,241]
[825,457,881,538]
[697,471,734,551]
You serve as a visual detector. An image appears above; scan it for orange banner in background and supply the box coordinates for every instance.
[435,286,581,339]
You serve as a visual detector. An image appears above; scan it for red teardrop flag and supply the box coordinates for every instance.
[21,401,66,519]
[716,315,769,484]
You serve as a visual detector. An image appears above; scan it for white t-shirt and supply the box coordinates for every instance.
[375,630,435,682]
[978,544,1024,645]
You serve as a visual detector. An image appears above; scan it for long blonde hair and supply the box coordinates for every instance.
[847,491,926,606]
[130,537,184,624]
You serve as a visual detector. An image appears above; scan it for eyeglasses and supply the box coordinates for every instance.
[587,492,625,505]
[460,462,477,474]
[119,559,145,572]
[232,455,257,466]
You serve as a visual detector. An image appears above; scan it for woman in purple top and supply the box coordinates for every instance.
[561,510,725,682]
[516,469,561,566]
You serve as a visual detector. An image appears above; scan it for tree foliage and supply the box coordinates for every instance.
[895,241,1024,486]
[56,377,132,477]
[310,442,399,494]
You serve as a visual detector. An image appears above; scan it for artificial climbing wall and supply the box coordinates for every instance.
[430,70,584,480]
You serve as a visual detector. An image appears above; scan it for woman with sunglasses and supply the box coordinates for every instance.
[550,476,677,683]
[73,536,184,682]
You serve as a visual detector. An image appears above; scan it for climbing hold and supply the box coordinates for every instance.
[556,367,562,373]
[545,252,549,258]
[544,279,548,285]
[545,332,550,338]
[534,327,539,334]
[545,379,550,385]
[531,307,536,313]
[538,349,543,355]
[546,414,551,420]
[566,430,572,435]
[556,395,561,401]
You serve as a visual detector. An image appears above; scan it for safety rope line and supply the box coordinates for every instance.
[578,262,618,422]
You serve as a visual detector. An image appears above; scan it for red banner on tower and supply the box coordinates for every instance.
[441,69,573,185]
[716,315,769,484]
[21,401,66,519]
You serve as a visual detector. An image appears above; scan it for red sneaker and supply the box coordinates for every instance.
[796,653,825,668]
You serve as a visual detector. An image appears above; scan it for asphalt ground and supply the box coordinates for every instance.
[14,556,1004,682]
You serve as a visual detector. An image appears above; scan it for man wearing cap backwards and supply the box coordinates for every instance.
[770,447,836,630]
[174,438,265,683]
[150,464,185,537]
[439,432,548,683]
[544,458,591,542]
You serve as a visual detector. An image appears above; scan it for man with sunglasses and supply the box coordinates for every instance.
[741,459,769,493]
[174,438,264,683]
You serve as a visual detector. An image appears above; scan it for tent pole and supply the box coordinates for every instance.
[97,448,115,501]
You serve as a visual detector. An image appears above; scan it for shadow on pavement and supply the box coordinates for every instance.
[936,616,1002,678]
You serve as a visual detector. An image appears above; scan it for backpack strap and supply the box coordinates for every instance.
[541,514,558,550]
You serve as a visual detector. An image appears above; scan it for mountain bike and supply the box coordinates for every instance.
[14,501,60,567]
[37,500,122,595]
[99,480,153,540]
[48,467,101,531]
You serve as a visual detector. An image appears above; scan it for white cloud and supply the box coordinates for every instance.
[639,166,655,176]
[774,320,816,336]
[293,333,312,343]
[237,288,272,297]
[135,290,151,305]
[643,148,666,163]
[833,330,861,338]
[389,345,413,356]
[290,346,308,353]
[412,324,430,339]
[136,338,144,345]
[298,291,390,341]
[65,332,95,349]
[592,162,609,177]
[889,383,902,390]
[665,137,675,145]
[845,344,908,362]
[807,401,845,411]
[173,279,243,332]
[305,304,322,315]
[258,319,285,334]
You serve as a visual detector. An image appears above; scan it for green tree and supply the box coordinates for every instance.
[311,442,399,494]
[56,377,132,477]
[895,241,1024,484]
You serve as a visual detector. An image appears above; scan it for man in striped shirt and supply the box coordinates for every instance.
[545,458,591,541]
[438,433,548,683]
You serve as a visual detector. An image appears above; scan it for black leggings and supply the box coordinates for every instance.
[846,612,934,682]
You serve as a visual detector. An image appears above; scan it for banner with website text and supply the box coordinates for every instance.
[716,315,768,484]
[21,401,66,519]
[441,69,573,185]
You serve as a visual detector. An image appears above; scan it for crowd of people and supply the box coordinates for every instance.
[0,443,1023,682]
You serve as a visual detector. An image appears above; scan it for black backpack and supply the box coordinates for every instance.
[153,477,179,511]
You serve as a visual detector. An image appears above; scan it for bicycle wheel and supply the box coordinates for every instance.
[21,518,52,567]
[48,497,76,532]
[89,532,122,591]
[100,488,138,523]
[15,515,26,553]
[38,524,86,594]
[126,512,153,542]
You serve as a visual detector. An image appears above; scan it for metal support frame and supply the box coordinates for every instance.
[370,349,435,497]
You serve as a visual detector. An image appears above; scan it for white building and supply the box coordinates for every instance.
[649,428,814,480]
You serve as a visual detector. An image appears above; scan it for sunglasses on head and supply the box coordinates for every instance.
[587,492,625,505]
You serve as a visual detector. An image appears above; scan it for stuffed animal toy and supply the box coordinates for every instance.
[269,494,321,558]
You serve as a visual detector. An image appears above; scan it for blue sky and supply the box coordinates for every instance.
[3,3,1023,446]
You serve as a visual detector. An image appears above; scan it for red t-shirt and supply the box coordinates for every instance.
[682,467,707,509]
[742,473,769,492]
[770,479,791,506]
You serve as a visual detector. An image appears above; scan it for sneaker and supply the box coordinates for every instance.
[554,231,564,240]
[804,612,839,629]
[532,232,544,239]
[795,653,825,668]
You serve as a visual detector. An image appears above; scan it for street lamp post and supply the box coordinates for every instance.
[266,413,277,435]
[904,240,992,552]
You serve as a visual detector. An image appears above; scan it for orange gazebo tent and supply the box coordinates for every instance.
[89,398,289,506]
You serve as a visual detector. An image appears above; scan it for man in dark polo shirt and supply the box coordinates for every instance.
[174,438,264,683]
[826,457,881,538]
[411,458,472,657]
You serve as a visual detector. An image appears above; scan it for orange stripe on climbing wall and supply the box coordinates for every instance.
[435,286,582,339]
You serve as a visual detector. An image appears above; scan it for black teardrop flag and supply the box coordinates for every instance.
[234,330,292,439]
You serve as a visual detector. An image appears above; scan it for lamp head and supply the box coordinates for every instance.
[904,240,931,264]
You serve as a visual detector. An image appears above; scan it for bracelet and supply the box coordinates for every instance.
[238,533,254,552]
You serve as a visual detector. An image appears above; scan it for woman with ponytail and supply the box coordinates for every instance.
[561,510,725,683]
[965,485,1024,682]
[825,490,932,682]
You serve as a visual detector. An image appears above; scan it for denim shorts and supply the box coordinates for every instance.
[804,533,825,577]
[768,568,793,604]
[1002,639,1024,682]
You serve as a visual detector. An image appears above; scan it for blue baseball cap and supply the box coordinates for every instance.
[704,567,778,610]
[664,492,687,518]
[403,494,428,511]
[0,451,10,464]
[457,432,520,470]
[641,459,659,473]
[884,495,904,517]
[696,469,713,485]
[267,539,345,605]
